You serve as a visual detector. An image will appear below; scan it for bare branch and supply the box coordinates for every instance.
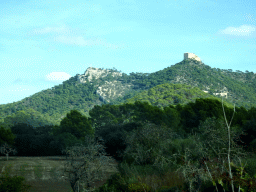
[61,136,115,192]
[0,143,17,161]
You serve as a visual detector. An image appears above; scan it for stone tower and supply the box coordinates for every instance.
[184,53,201,62]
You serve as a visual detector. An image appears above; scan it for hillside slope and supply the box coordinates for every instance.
[0,58,255,128]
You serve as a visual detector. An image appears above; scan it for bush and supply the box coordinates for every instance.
[95,173,129,192]
[244,156,256,179]
[94,121,147,161]
[121,121,176,167]
[248,139,256,153]
[0,164,33,192]
[128,182,152,192]
[157,186,180,192]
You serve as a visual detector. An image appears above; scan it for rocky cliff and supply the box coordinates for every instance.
[77,67,136,103]
[77,67,123,83]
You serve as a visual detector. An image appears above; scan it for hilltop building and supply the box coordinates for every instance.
[184,53,201,62]
[203,91,228,98]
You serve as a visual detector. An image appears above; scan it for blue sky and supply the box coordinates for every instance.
[1,0,255,105]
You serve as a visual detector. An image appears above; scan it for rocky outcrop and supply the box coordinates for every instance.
[77,67,135,103]
[77,67,122,83]
[96,80,134,102]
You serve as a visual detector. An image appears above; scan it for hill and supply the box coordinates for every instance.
[0,58,255,128]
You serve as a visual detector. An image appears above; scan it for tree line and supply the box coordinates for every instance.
[1,97,256,191]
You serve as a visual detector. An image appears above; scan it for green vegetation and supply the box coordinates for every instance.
[0,163,33,192]
[0,59,256,128]
[0,97,256,191]
[1,61,256,191]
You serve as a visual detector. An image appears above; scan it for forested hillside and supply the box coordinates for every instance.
[1,59,256,191]
[0,58,256,130]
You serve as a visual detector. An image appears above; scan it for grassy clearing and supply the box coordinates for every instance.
[0,156,119,192]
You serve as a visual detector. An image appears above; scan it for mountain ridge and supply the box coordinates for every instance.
[0,58,255,128]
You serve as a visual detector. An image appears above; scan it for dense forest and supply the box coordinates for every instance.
[1,97,256,157]
[1,97,256,191]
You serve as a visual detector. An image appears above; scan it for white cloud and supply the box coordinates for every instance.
[84,24,135,36]
[54,35,90,46]
[32,24,124,48]
[53,35,122,49]
[217,24,256,37]
[45,72,71,81]
[33,25,72,35]
[7,86,30,92]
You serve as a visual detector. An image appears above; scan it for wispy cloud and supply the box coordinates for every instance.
[53,35,121,48]
[217,24,256,37]
[244,13,256,23]
[32,25,126,49]
[11,72,72,86]
[12,78,31,84]
[7,86,30,92]
[45,72,72,81]
[33,26,72,35]
[53,35,95,46]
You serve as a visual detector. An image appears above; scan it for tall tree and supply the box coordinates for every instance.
[10,123,35,136]
[0,126,16,147]
[59,110,94,142]
[88,104,121,131]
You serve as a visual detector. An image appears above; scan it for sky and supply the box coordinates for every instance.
[0,0,255,105]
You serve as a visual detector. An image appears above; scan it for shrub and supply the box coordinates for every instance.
[0,163,33,192]
[95,172,129,192]
[128,182,152,192]
[157,185,181,192]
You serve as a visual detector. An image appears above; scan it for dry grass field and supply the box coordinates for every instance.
[0,155,120,192]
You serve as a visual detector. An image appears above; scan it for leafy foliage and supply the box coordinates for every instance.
[0,126,16,146]
[95,121,145,161]
[0,164,33,192]
[58,109,94,141]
